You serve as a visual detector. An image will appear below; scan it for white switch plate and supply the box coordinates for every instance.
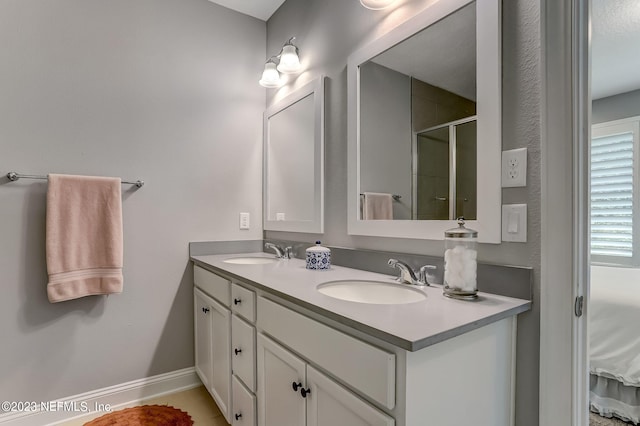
[239,212,250,230]
[502,204,527,242]
[276,212,286,221]
[501,148,527,187]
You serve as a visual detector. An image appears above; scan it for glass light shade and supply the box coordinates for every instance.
[360,0,397,10]
[259,61,283,88]
[276,45,301,74]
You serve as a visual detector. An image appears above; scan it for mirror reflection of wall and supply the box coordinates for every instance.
[263,77,324,233]
[358,1,477,221]
[267,94,315,222]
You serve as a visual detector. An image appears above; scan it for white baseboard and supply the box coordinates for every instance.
[0,367,201,426]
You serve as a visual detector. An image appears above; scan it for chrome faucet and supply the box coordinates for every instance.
[265,242,292,259]
[388,259,436,286]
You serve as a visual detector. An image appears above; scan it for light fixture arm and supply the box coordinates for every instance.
[282,37,298,53]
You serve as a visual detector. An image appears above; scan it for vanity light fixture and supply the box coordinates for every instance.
[277,38,302,73]
[259,37,302,88]
[360,0,397,10]
[259,57,283,88]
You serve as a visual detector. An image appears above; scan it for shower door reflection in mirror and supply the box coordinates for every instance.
[415,117,476,220]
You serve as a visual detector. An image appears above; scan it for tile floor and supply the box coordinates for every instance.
[59,386,226,426]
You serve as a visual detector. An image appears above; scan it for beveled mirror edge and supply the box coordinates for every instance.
[347,0,501,243]
[263,76,325,233]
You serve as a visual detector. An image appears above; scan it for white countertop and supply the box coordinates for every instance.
[191,253,531,351]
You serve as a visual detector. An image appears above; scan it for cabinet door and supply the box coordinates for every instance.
[257,334,306,426]
[306,365,394,426]
[232,375,256,426]
[232,314,256,392]
[209,294,232,423]
[194,288,212,390]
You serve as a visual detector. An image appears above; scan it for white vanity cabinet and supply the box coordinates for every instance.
[192,259,524,426]
[194,286,231,422]
[257,296,395,426]
[194,265,258,426]
[256,295,516,426]
[257,333,395,426]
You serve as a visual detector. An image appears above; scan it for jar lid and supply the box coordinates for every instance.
[306,241,331,253]
[444,217,478,238]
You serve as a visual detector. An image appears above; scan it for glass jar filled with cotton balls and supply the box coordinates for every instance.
[443,218,478,300]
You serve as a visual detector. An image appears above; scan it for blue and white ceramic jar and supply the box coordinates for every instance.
[305,241,331,270]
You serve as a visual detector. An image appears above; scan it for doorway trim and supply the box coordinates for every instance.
[539,0,589,424]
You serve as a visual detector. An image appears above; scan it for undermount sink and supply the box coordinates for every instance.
[223,257,279,265]
[317,280,427,304]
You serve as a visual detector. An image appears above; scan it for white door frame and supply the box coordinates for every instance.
[540,0,590,424]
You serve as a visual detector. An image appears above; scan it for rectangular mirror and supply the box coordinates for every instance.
[264,77,325,233]
[347,0,501,242]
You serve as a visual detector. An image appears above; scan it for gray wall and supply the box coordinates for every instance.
[0,0,265,402]
[360,62,412,220]
[593,88,640,124]
[264,1,541,425]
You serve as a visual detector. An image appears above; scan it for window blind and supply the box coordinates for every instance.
[590,132,634,258]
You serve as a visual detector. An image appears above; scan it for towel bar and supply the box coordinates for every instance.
[360,193,401,201]
[6,172,144,188]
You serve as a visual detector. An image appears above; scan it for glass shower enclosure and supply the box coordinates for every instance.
[413,116,477,220]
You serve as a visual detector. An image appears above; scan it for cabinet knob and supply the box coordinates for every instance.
[300,387,311,398]
[202,307,210,313]
[234,348,242,355]
[234,298,242,305]
[235,413,242,420]
[292,381,302,392]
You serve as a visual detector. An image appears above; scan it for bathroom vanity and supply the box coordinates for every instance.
[191,253,530,426]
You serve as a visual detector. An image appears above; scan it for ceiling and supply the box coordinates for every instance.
[371,3,476,101]
[206,0,286,21]
[592,0,640,100]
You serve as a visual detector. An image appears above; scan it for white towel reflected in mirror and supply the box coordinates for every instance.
[361,192,393,220]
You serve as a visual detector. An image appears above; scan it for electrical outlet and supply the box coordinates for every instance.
[276,212,286,221]
[239,212,250,230]
[502,148,527,187]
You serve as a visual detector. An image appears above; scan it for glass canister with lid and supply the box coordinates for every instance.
[443,218,478,300]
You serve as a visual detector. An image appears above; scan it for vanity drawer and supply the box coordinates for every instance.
[232,314,256,392]
[232,375,256,426]
[194,266,230,306]
[257,297,396,410]
[231,283,256,323]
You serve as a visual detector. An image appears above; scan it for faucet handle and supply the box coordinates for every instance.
[418,265,437,286]
[285,246,293,259]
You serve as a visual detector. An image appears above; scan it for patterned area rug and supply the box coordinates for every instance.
[590,411,634,425]
[84,404,193,425]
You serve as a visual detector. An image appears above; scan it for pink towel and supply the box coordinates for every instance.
[362,192,393,220]
[46,174,123,303]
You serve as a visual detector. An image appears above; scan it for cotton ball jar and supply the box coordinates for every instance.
[443,218,478,300]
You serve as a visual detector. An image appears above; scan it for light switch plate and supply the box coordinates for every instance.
[239,212,250,230]
[502,204,527,242]
[502,148,527,187]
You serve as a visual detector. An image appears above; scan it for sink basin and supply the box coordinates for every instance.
[317,280,427,304]
[223,257,279,265]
